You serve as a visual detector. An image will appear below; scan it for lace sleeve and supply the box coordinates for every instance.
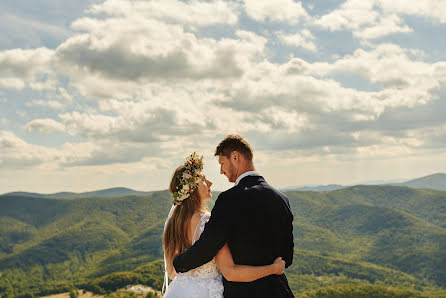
[192,212,210,244]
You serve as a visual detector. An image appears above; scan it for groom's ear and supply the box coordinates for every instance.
[231,151,240,161]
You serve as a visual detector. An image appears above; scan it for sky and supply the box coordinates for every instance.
[0,0,446,194]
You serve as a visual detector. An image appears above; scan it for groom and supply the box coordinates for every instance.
[173,134,295,297]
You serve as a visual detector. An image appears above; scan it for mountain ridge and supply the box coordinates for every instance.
[2,172,445,197]
[282,172,446,192]
[392,173,446,190]
[0,187,153,199]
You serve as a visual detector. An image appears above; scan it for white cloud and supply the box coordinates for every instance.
[354,14,412,40]
[58,87,73,102]
[0,130,56,167]
[61,71,137,100]
[0,130,98,169]
[60,111,126,140]
[328,44,438,91]
[376,0,446,23]
[216,42,446,148]
[269,44,442,117]
[49,11,267,100]
[313,0,412,41]
[313,0,378,31]
[434,62,446,82]
[59,108,194,143]
[88,0,239,26]
[55,18,265,87]
[277,29,317,51]
[0,1,251,100]
[312,0,446,42]
[25,119,65,134]
[0,47,55,90]
[26,99,65,110]
[257,107,308,133]
[244,0,308,23]
[58,82,223,143]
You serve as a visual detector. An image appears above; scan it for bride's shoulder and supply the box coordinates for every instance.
[191,211,210,226]
[201,211,211,222]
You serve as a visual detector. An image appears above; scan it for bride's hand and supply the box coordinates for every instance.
[272,257,285,275]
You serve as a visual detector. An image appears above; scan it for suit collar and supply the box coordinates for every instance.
[234,171,261,186]
[237,174,265,187]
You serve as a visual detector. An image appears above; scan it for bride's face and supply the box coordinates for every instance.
[197,174,212,202]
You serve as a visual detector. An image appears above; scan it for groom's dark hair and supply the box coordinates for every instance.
[215,134,253,161]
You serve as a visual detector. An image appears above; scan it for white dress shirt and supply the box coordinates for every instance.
[234,171,261,186]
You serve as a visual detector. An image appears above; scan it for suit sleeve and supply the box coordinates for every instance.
[173,193,229,273]
[283,209,294,268]
[280,195,294,268]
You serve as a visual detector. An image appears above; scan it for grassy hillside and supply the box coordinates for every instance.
[0,186,445,297]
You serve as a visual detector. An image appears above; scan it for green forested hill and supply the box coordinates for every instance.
[287,186,446,287]
[0,186,445,297]
[287,185,446,227]
[0,192,172,297]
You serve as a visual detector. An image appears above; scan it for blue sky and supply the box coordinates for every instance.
[1,0,445,193]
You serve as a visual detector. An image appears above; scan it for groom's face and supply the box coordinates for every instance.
[218,154,237,183]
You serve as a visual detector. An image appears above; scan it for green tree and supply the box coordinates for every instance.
[69,287,79,298]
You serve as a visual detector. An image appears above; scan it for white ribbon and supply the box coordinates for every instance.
[162,204,176,294]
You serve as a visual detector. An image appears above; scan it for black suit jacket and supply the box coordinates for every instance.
[173,175,294,298]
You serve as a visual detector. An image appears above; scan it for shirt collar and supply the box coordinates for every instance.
[235,171,260,186]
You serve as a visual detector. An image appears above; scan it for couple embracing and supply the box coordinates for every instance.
[162,134,294,298]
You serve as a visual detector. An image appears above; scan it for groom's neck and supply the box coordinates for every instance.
[237,162,256,178]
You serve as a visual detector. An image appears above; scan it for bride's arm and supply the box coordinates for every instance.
[215,244,285,282]
[167,263,178,280]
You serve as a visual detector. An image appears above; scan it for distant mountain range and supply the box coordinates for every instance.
[281,184,346,192]
[392,173,446,190]
[2,173,444,199]
[282,173,446,192]
[0,187,153,199]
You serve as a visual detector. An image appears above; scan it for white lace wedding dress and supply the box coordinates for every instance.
[163,212,224,298]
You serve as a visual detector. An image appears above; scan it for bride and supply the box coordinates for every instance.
[162,153,285,297]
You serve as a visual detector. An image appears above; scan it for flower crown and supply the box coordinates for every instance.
[173,152,204,206]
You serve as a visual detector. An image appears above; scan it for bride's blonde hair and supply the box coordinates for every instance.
[163,165,206,276]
